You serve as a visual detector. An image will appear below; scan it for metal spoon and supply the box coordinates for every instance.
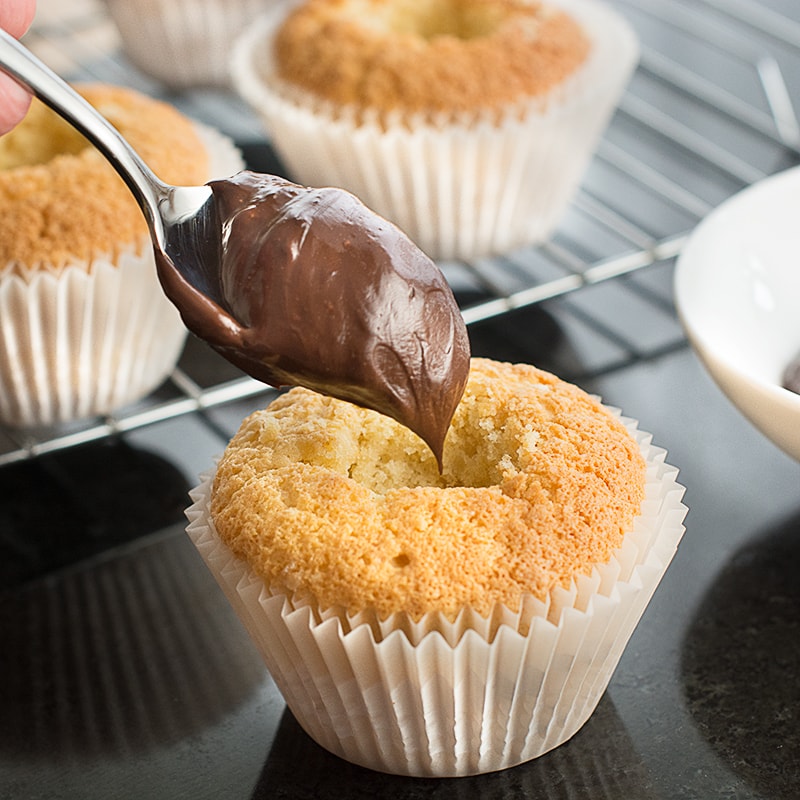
[0,27,221,304]
[0,29,471,462]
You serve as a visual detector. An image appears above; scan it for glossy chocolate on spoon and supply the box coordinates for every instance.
[154,171,470,465]
[0,30,469,459]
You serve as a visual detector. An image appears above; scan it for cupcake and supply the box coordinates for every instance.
[0,83,244,428]
[101,0,279,89]
[186,358,687,777]
[230,0,639,261]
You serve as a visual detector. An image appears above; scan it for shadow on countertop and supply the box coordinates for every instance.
[0,520,266,760]
[251,696,657,800]
[681,509,800,798]
[0,438,192,589]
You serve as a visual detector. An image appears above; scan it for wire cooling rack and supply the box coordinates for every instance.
[2,0,799,465]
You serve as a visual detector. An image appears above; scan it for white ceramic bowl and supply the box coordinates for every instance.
[675,166,800,461]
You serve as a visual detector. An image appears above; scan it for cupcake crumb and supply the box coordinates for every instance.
[211,358,646,618]
[273,0,591,120]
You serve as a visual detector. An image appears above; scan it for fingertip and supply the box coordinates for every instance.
[0,75,32,135]
[0,0,36,38]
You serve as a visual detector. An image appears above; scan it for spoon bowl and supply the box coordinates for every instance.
[0,29,472,462]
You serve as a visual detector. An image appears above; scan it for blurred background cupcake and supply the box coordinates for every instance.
[231,0,639,261]
[101,0,282,89]
[0,83,244,428]
[187,358,687,777]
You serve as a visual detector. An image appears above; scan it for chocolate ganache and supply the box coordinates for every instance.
[154,171,470,464]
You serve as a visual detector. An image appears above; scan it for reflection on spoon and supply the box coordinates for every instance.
[0,30,470,463]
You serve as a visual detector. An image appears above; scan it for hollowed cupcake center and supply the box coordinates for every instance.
[375,0,508,41]
[0,103,88,169]
[345,393,531,494]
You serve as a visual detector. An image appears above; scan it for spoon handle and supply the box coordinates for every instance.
[0,28,165,235]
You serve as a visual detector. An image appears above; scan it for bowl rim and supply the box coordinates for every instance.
[675,164,800,411]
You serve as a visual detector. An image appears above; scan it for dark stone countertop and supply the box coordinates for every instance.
[3,1,800,789]
[1,314,798,800]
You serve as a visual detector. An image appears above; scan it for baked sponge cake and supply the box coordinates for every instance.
[188,357,687,776]
[273,0,590,118]
[231,0,639,259]
[211,357,646,617]
[0,83,243,427]
[0,84,208,271]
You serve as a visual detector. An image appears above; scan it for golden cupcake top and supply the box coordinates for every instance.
[211,358,646,618]
[0,83,209,273]
[273,0,590,119]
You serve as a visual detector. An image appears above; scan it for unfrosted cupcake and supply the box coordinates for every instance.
[186,358,687,777]
[231,0,639,261]
[0,83,244,428]
[101,0,279,89]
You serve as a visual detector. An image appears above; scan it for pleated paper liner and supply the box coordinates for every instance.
[230,0,639,261]
[0,123,244,428]
[186,413,687,777]
[0,250,186,427]
[101,0,273,89]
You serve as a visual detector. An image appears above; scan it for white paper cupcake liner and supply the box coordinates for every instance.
[0,251,183,427]
[231,0,639,261]
[101,0,283,89]
[0,124,244,428]
[186,413,687,777]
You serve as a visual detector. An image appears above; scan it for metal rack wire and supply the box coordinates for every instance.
[2,0,798,465]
